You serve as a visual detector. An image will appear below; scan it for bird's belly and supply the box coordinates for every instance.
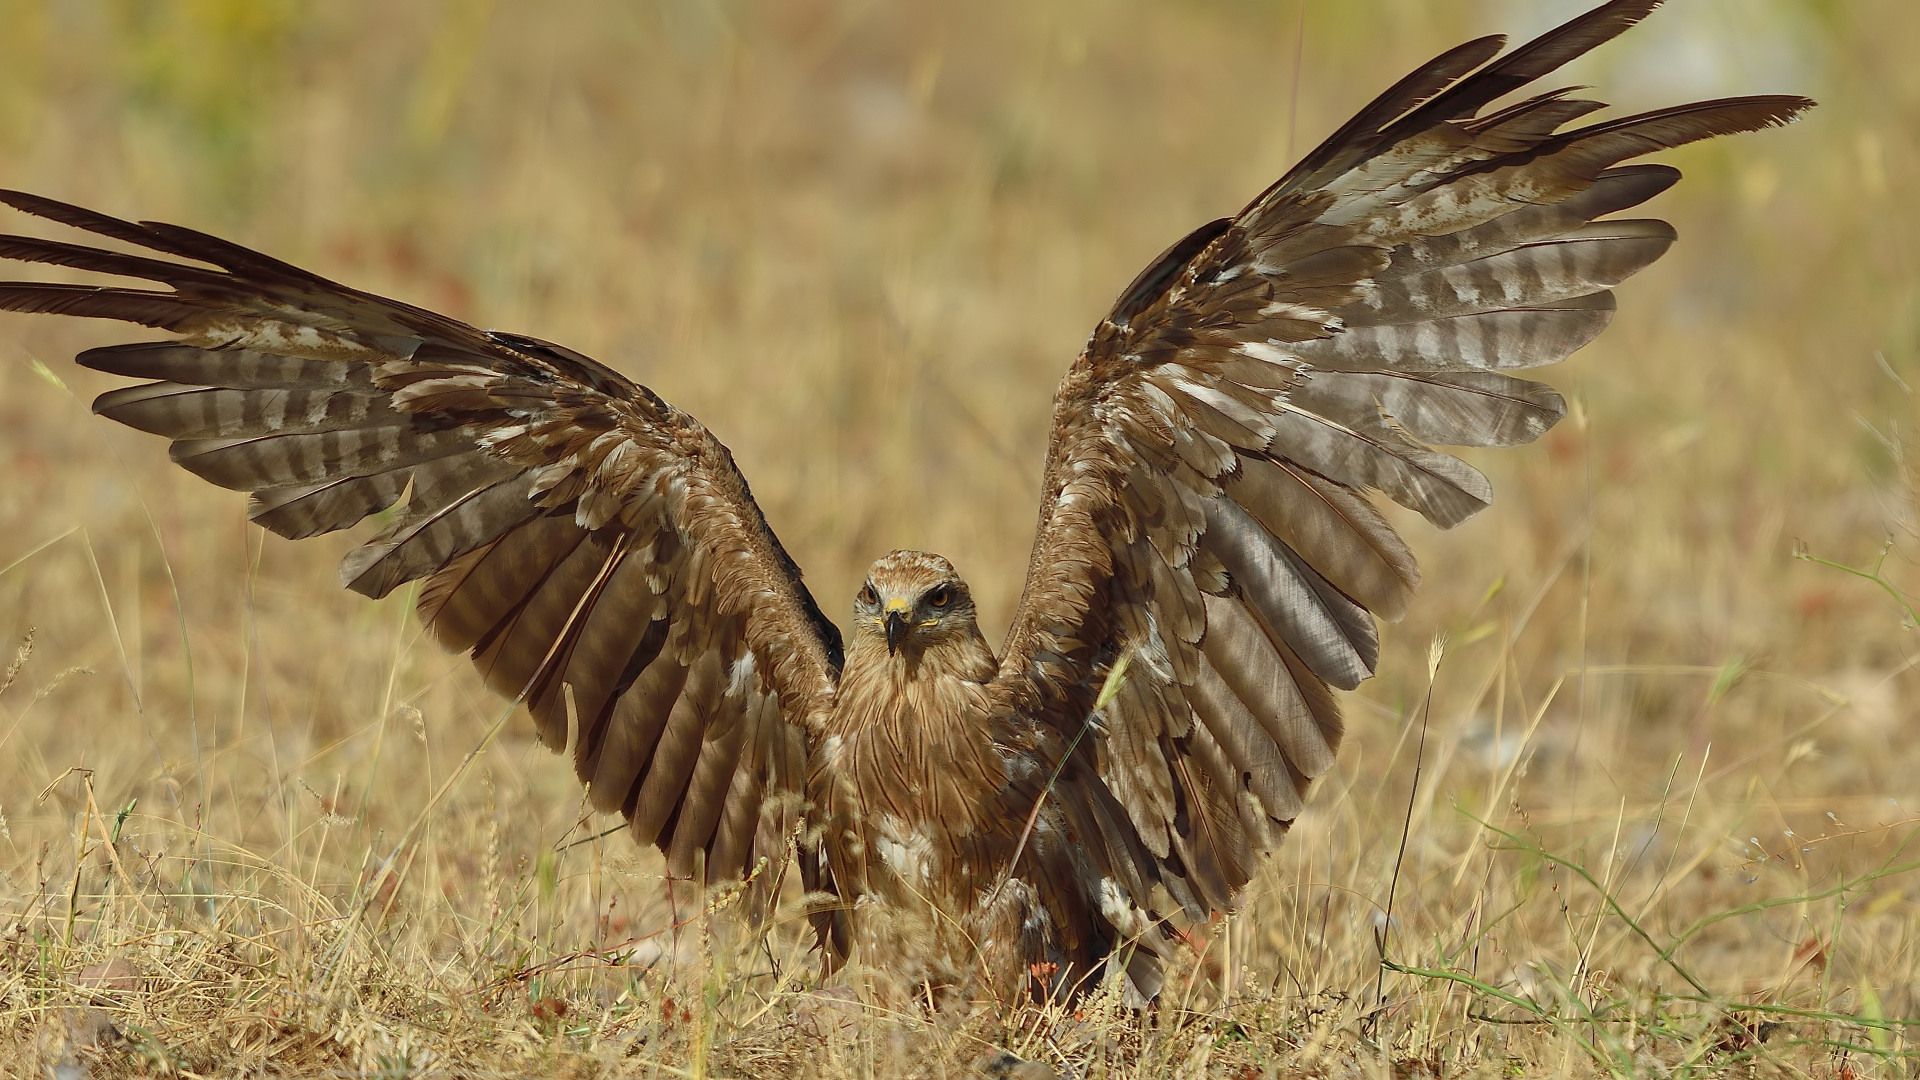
[863,813,980,914]
[841,813,992,986]
[871,820,937,890]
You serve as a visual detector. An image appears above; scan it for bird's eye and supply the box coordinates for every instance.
[926,586,951,609]
[859,583,878,606]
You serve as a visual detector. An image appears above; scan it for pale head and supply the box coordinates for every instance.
[853,550,979,657]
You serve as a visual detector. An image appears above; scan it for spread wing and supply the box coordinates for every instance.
[990,0,1810,977]
[0,192,843,898]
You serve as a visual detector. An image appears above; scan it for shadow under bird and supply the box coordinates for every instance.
[0,0,1809,1002]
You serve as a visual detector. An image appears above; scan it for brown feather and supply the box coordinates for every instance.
[589,646,689,814]
[706,693,774,884]
[1201,497,1376,688]
[94,381,398,440]
[1227,455,1419,620]
[467,530,606,704]
[630,650,726,847]
[246,451,493,540]
[1199,596,1338,779]
[1348,220,1674,326]
[1186,653,1302,821]
[666,680,750,878]
[1384,164,1679,273]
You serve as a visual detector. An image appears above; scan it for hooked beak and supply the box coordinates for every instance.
[884,609,910,654]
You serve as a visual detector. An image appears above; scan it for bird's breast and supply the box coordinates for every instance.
[815,663,1011,905]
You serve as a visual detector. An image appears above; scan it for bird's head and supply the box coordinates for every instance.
[853,550,979,657]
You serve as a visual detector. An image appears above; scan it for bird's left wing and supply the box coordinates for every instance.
[0,191,845,901]
[987,0,1809,982]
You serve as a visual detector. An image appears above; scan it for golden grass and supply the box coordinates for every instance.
[0,0,1916,1075]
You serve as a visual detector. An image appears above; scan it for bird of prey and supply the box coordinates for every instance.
[0,0,1806,1002]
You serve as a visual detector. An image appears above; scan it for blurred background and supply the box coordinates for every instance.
[0,0,1914,1068]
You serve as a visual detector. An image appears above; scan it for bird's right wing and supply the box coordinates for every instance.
[0,192,844,900]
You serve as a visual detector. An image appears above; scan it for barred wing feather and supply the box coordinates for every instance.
[992,0,1810,950]
[0,193,842,903]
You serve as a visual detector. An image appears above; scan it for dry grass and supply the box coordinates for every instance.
[0,0,1916,1076]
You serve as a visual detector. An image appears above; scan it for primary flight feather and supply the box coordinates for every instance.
[0,0,1808,1002]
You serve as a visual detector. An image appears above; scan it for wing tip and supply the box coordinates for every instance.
[0,188,56,216]
[1773,95,1820,124]
[1727,94,1819,130]
[339,547,398,599]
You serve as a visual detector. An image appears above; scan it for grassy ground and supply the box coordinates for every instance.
[0,0,1914,1075]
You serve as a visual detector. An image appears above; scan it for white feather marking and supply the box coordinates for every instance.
[1235,340,1301,366]
[201,322,381,359]
[1257,300,1339,325]
[597,439,641,478]
[1135,379,1182,425]
[1167,375,1278,438]
[526,457,578,496]
[1132,615,1175,683]
[478,424,529,447]
[1097,877,1133,925]
[727,652,758,698]
[875,829,935,885]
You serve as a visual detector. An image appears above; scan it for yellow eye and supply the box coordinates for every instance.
[926,586,951,609]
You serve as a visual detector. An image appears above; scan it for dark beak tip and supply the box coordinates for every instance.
[884,611,909,654]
